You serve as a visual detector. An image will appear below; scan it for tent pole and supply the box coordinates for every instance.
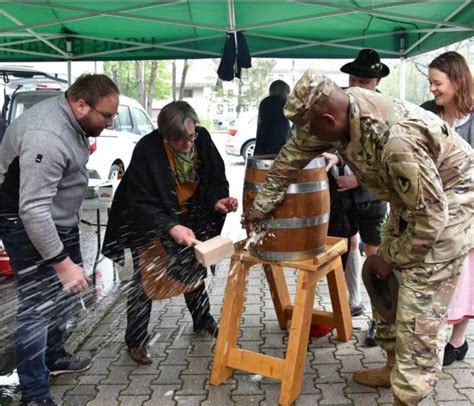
[399,56,406,101]
[66,40,72,86]
[399,36,406,101]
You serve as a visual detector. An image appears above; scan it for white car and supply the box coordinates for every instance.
[87,95,155,180]
[3,88,155,181]
[225,113,257,160]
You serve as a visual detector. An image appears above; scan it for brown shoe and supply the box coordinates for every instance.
[128,345,152,365]
[353,350,395,388]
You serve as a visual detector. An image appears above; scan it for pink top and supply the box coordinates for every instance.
[448,249,474,324]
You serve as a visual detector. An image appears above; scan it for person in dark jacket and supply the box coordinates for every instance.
[254,80,291,155]
[323,49,389,346]
[102,101,238,365]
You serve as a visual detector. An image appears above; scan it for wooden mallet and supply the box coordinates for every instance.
[191,236,235,267]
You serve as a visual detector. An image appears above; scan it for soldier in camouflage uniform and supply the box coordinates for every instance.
[243,70,474,406]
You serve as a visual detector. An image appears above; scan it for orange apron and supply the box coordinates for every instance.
[139,140,201,300]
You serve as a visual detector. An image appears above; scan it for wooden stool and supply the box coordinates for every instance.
[210,236,352,406]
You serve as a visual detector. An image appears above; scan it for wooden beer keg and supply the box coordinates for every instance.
[243,154,330,261]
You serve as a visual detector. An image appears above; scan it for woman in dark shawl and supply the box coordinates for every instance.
[103,101,238,365]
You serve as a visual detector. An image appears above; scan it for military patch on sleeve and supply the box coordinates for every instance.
[389,161,421,208]
[35,154,43,163]
[397,176,410,193]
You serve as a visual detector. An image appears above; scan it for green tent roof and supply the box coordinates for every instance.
[0,1,472,62]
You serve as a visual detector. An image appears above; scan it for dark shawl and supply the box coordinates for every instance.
[102,126,229,283]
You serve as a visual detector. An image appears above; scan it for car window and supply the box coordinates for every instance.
[11,92,60,121]
[132,107,154,135]
[116,105,133,133]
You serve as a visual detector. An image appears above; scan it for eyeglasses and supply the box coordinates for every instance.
[171,132,199,146]
[89,104,118,121]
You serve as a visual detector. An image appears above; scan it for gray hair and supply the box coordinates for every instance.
[158,101,199,142]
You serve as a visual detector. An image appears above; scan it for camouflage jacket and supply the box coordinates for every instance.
[253,85,473,269]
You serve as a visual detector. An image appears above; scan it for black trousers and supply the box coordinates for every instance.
[125,253,211,348]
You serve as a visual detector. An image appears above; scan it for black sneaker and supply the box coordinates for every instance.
[47,353,92,376]
[365,319,377,347]
[21,397,58,405]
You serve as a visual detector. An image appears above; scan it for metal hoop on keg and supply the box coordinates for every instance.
[246,156,326,171]
[249,246,327,261]
[243,180,328,194]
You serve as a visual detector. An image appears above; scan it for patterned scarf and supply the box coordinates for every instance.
[172,145,197,183]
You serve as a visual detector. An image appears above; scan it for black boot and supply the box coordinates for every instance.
[443,341,468,366]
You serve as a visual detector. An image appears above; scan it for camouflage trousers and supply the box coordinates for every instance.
[371,254,466,405]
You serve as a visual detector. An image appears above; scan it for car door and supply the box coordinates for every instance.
[130,106,154,138]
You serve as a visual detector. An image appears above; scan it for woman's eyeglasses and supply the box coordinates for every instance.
[171,132,199,146]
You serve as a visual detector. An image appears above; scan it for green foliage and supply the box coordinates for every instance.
[239,59,276,108]
[154,62,172,100]
[199,117,212,129]
[104,60,171,101]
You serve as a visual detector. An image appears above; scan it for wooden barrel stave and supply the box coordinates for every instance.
[243,155,330,261]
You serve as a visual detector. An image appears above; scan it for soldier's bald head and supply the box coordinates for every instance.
[284,70,350,142]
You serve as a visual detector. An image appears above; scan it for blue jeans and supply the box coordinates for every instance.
[0,218,82,401]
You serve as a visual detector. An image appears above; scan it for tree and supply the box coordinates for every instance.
[178,59,191,100]
[171,60,177,101]
[171,59,192,101]
[146,61,159,114]
[104,60,171,115]
[236,58,276,117]
[134,60,145,107]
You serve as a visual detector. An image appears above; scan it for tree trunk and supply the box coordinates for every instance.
[135,60,146,107]
[111,64,121,93]
[125,62,132,96]
[172,60,177,101]
[178,59,190,100]
[146,61,158,116]
[236,78,243,118]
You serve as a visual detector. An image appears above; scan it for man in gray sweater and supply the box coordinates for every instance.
[0,74,119,405]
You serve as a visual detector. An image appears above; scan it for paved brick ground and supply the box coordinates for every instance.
[47,260,473,406]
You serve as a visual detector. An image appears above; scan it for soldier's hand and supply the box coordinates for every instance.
[53,257,90,293]
[336,175,359,191]
[241,206,265,232]
[365,255,393,280]
[321,152,339,171]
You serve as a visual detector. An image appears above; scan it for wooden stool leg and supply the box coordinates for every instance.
[327,257,352,341]
[210,258,250,385]
[263,264,291,330]
[279,270,318,406]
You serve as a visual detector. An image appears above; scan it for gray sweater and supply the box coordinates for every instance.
[0,94,89,261]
